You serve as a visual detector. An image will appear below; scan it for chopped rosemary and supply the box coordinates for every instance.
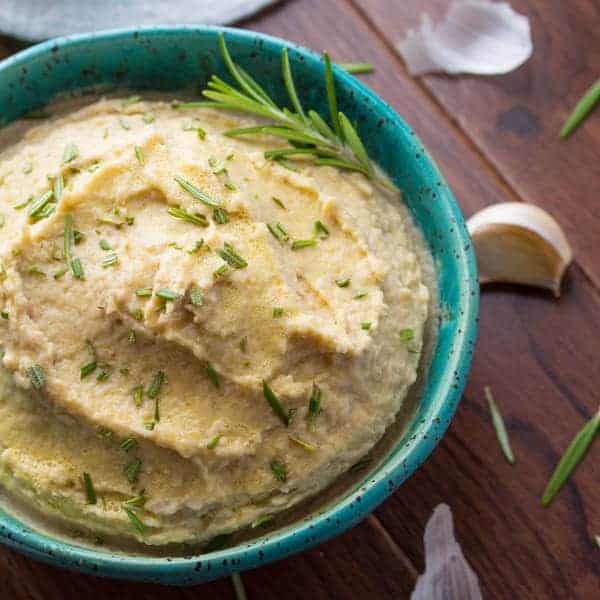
[353,289,368,299]
[123,491,146,509]
[335,278,351,288]
[132,385,144,407]
[273,307,284,318]
[102,252,119,268]
[218,242,248,268]
[118,116,131,130]
[134,146,145,166]
[27,265,46,277]
[13,196,33,210]
[154,396,160,422]
[122,95,141,107]
[64,215,85,279]
[289,435,316,452]
[167,206,209,227]
[361,322,372,330]
[80,361,97,379]
[338,62,375,75]
[83,472,97,504]
[142,111,155,124]
[251,513,274,528]
[267,222,289,242]
[124,458,142,484]
[314,220,330,237]
[136,287,153,297]
[190,287,203,306]
[485,386,515,465]
[213,264,229,278]
[1,311,8,320]
[123,505,147,534]
[270,459,287,482]
[213,207,229,224]
[206,362,219,388]
[207,434,221,449]
[53,174,64,201]
[127,328,136,344]
[52,266,68,279]
[28,190,54,219]
[560,77,600,138]
[62,143,79,164]
[146,370,165,399]
[197,127,207,139]
[224,181,237,191]
[291,239,317,250]
[307,383,322,428]
[399,328,414,342]
[174,175,221,207]
[272,196,286,210]
[26,364,45,389]
[541,407,600,506]
[262,380,290,426]
[96,368,111,382]
[187,239,204,254]
[131,308,144,321]
[120,437,137,452]
[99,239,111,251]
[156,288,178,301]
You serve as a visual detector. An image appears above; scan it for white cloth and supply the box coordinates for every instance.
[0,0,278,41]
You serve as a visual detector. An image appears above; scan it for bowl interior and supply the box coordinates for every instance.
[0,26,478,584]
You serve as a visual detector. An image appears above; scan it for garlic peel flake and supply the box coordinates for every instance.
[397,0,533,76]
[467,203,573,297]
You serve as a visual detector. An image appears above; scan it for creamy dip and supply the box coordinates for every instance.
[0,97,432,547]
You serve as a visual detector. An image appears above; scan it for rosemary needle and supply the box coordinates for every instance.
[338,62,375,75]
[541,407,600,506]
[262,380,290,426]
[560,77,600,139]
[83,472,97,504]
[484,386,515,465]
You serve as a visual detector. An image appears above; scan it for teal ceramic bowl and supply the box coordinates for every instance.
[0,26,478,584]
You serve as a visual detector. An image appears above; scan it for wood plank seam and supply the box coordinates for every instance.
[344,0,600,294]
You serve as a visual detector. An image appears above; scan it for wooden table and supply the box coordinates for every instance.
[1,1,599,597]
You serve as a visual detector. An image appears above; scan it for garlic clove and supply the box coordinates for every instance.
[467,203,573,297]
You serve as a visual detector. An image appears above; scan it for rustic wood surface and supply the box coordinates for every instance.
[1,0,599,597]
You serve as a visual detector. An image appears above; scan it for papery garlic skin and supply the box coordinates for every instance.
[467,203,573,297]
[397,0,533,76]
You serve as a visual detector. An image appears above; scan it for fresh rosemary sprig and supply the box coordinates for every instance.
[200,34,393,190]
[560,77,600,139]
[339,62,375,75]
[484,386,515,465]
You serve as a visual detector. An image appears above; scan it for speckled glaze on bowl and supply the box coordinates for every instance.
[0,26,478,585]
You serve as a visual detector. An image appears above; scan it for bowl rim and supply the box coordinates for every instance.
[0,24,479,583]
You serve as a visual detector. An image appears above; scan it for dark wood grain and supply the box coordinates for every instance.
[1,0,600,598]
[353,0,600,288]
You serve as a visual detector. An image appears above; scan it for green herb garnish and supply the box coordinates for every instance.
[560,77,600,138]
[122,95,141,107]
[201,34,390,188]
[207,434,221,450]
[99,239,111,251]
[187,239,204,254]
[131,308,144,321]
[64,215,85,279]
[167,206,209,227]
[206,362,219,388]
[83,472,97,504]
[1,311,8,320]
[485,386,515,465]
[541,407,600,506]
[52,266,68,279]
[361,322,371,330]
[120,437,137,452]
[291,239,317,250]
[353,289,368,299]
[190,287,203,306]
[335,278,350,287]
[127,328,136,344]
[156,288,178,301]
[174,175,221,207]
[53,174,64,201]
[270,459,287,482]
[213,264,229,278]
[399,328,414,342]
[314,220,329,237]
[132,385,144,407]
[73,230,84,244]
[251,513,274,528]
[124,458,142,484]
[289,435,316,452]
[267,222,289,242]
[102,252,118,268]
[307,383,322,428]
[80,361,97,379]
[123,506,147,534]
[142,111,155,124]
[213,207,229,224]
[26,265,45,277]
[134,146,145,166]
[146,370,165,399]
[26,364,45,389]
[28,190,54,220]
[262,380,290,426]
[154,396,160,422]
[224,181,237,191]
[218,242,248,268]
[272,196,286,209]
[135,287,152,297]
[62,143,79,164]
[118,116,131,130]
[338,62,375,75]
[272,307,284,318]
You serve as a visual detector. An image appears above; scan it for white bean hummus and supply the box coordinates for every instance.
[0,97,433,547]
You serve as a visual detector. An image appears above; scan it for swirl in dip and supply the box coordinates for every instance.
[0,98,432,546]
